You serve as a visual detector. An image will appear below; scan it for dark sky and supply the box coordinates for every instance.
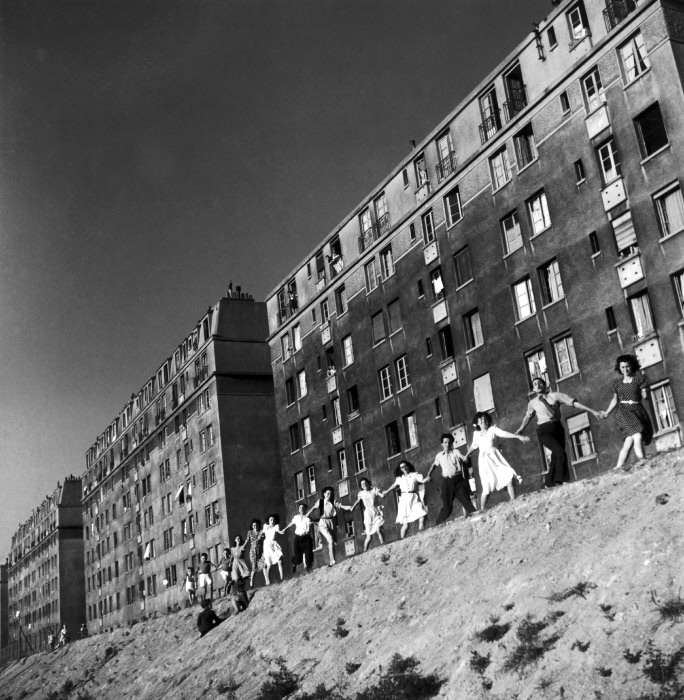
[0,0,553,556]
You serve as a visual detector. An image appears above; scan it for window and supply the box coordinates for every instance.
[553,335,578,377]
[199,429,207,453]
[204,505,213,529]
[302,417,312,445]
[289,423,301,453]
[297,370,307,398]
[425,337,432,357]
[479,86,501,142]
[438,325,454,361]
[444,186,462,226]
[395,355,410,391]
[620,32,649,82]
[294,471,305,500]
[417,280,424,298]
[548,26,557,49]
[307,465,317,494]
[163,528,174,552]
[581,67,603,111]
[293,324,302,352]
[611,210,638,257]
[380,245,394,278]
[371,311,386,345]
[346,386,360,416]
[337,449,348,478]
[453,247,472,288]
[430,266,445,301]
[335,286,347,315]
[501,211,523,254]
[281,333,292,360]
[514,124,536,168]
[538,259,565,305]
[606,306,617,332]
[651,382,679,432]
[635,103,668,158]
[574,159,585,184]
[654,185,684,239]
[374,192,389,232]
[402,168,409,188]
[567,3,588,41]
[490,147,510,189]
[629,291,655,339]
[364,259,378,292]
[560,90,571,114]
[525,348,549,387]
[332,397,342,427]
[513,277,536,321]
[434,398,442,418]
[421,210,435,244]
[568,414,596,461]
[403,413,419,449]
[342,335,354,366]
[201,463,216,490]
[436,130,455,180]
[385,421,401,458]
[463,309,484,350]
[409,223,416,242]
[528,191,551,235]
[378,366,393,401]
[414,153,428,188]
[473,373,495,412]
[285,377,296,406]
[388,299,402,334]
[597,139,622,185]
[672,269,684,316]
[321,298,330,324]
[354,439,366,472]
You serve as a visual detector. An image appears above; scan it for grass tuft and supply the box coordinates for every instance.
[474,617,511,644]
[547,581,597,603]
[469,650,491,676]
[356,654,444,700]
[501,614,561,675]
[255,657,299,700]
[651,589,684,626]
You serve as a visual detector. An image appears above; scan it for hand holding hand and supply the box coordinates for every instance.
[518,435,531,443]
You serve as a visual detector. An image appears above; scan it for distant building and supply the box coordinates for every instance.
[266,0,683,560]
[81,291,283,632]
[5,478,85,659]
[0,562,7,652]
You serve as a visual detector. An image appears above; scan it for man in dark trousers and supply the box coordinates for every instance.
[427,432,476,523]
[196,599,222,637]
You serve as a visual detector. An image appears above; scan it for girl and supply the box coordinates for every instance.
[306,487,340,566]
[261,514,284,584]
[230,534,251,583]
[338,477,385,551]
[246,519,264,587]
[382,461,429,539]
[466,412,529,510]
[179,566,196,605]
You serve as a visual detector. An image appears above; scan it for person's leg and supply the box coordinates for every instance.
[480,491,489,510]
[263,564,271,585]
[435,477,455,524]
[400,523,409,538]
[277,562,283,580]
[633,433,644,460]
[319,527,335,565]
[616,436,634,469]
[363,533,371,551]
[376,528,385,545]
[538,424,567,486]
[506,480,516,501]
[418,516,425,531]
[454,478,477,515]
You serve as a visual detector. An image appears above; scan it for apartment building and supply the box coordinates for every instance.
[266,0,683,560]
[81,291,282,632]
[5,477,85,659]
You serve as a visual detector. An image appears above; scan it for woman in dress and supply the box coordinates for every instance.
[306,487,340,566]
[230,534,251,583]
[599,354,653,471]
[280,503,314,573]
[246,518,264,587]
[261,514,284,585]
[382,460,429,539]
[465,412,530,510]
[338,477,385,551]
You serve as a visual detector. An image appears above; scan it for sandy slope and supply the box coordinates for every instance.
[1,450,683,700]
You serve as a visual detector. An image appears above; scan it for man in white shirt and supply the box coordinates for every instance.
[427,432,476,523]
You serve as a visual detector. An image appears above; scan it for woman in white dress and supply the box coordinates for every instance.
[465,412,530,510]
[261,514,284,585]
[382,461,429,539]
[338,477,385,551]
[306,487,340,566]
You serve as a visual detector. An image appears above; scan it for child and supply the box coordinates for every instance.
[180,566,197,605]
[217,548,233,597]
[197,552,216,602]
[230,577,250,615]
[196,599,222,637]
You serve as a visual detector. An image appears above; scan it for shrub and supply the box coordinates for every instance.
[255,658,299,700]
[355,654,444,700]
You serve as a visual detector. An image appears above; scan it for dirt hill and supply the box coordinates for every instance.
[1,450,683,700]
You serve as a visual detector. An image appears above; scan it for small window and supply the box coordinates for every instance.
[321,298,330,324]
[596,139,622,185]
[402,168,409,188]
[501,211,523,255]
[463,309,484,351]
[514,124,537,169]
[538,259,565,305]
[378,366,393,401]
[409,223,416,242]
[568,414,596,462]
[444,186,462,227]
[385,421,401,458]
[620,31,649,83]
[354,439,366,472]
[567,3,588,41]
[525,348,549,388]
[434,398,442,418]
[430,266,445,302]
[548,26,557,49]
[527,191,551,235]
[364,259,378,293]
[654,184,684,239]
[553,335,578,377]
[337,449,348,478]
[672,269,684,316]
[335,285,347,315]
[289,423,301,453]
[285,378,296,406]
[635,103,668,158]
[417,279,425,298]
[395,355,410,391]
[650,382,679,433]
[342,335,354,367]
[581,67,603,112]
[403,413,419,449]
[438,325,454,361]
[560,90,571,114]
[425,337,432,357]
[574,159,585,184]
[490,147,511,190]
[371,311,386,345]
[453,247,473,288]
[332,397,342,427]
[605,306,617,332]
[346,386,360,416]
[629,291,655,339]
[297,369,307,398]
[513,277,536,322]
[421,210,435,244]
[589,231,600,255]
[380,245,395,278]
[388,299,402,334]
[436,131,455,180]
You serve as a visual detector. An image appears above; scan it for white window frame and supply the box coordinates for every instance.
[539,259,565,306]
[528,191,551,235]
[581,67,603,112]
[654,184,684,239]
[342,335,354,367]
[380,245,395,279]
[650,382,679,433]
[302,417,312,446]
[525,348,549,388]
[292,324,302,351]
[421,210,435,244]
[513,277,536,321]
[464,309,484,351]
[294,471,305,500]
[395,355,410,391]
[567,4,588,41]
[403,413,419,449]
[354,439,366,472]
[553,335,578,378]
[444,186,462,227]
[502,211,523,254]
[364,259,378,292]
[597,139,622,185]
[306,465,317,494]
[620,32,649,83]
[378,366,393,401]
[490,148,511,190]
[297,369,307,398]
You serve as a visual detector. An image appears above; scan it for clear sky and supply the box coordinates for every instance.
[0,0,553,558]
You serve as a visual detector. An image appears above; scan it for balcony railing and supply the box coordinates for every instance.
[357,214,391,253]
[503,87,528,122]
[437,153,457,182]
[479,113,501,144]
[603,0,637,31]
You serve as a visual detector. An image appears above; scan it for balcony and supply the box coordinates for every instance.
[316,273,326,292]
[603,0,637,31]
[437,153,457,182]
[332,427,343,445]
[585,103,610,140]
[479,113,501,144]
[432,300,448,324]
[441,360,458,385]
[601,177,627,212]
[423,241,439,265]
[321,324,331,345]
[503,88,528,122]
[329,255,344,279]
[358,215,391,252]
[415,181,431,203]
[615,251,644,289]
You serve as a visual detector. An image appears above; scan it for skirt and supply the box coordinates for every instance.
[478,447,518,494]
[262,539,283,566]
[395,490,427,524]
